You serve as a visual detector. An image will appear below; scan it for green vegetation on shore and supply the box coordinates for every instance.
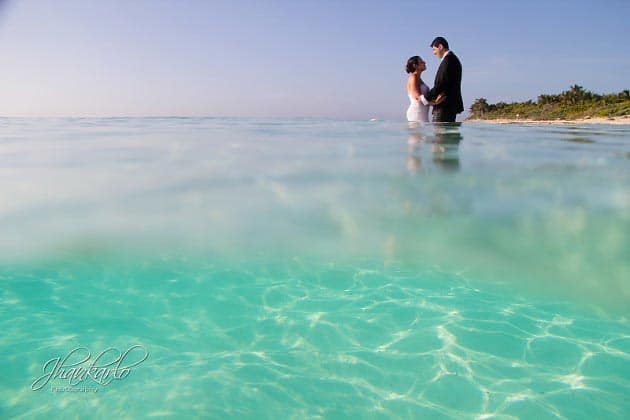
[468,85,630,120]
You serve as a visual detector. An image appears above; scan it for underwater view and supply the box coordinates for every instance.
[0,117,628,418]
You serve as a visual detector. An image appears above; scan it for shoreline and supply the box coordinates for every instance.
[466,116,630,125]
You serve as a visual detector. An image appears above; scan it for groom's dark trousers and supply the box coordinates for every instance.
[425,51,464,123]
[432,108,458,123]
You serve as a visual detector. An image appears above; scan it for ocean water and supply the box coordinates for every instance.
[0,117,628,419]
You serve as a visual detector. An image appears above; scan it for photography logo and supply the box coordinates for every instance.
[31,345,149,393]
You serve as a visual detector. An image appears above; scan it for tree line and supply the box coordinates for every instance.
[469,86,630,120]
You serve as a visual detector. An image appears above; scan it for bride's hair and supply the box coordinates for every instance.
[406,56,421,74]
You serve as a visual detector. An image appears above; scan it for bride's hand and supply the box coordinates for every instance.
[431,94,447,105]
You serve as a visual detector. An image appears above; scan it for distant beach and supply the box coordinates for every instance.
[468,86,630,125]
[467,115,630,125]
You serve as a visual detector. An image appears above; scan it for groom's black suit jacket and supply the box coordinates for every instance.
[425,51,464,115]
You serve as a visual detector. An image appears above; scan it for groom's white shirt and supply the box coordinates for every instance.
[420,50,450,106]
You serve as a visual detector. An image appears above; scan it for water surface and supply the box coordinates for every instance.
[0,118,628,418]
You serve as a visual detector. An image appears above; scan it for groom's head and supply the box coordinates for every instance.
[430,37,449,59]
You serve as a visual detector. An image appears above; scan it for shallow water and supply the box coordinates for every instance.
[0,118,628,418]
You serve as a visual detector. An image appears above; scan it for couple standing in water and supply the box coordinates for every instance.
[406,36,463,123]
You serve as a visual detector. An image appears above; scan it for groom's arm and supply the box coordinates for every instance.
[421,59,451,105]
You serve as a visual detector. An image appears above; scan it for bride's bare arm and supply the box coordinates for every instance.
[407,75,421,101]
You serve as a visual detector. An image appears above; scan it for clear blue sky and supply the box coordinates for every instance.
[0,0,628,119]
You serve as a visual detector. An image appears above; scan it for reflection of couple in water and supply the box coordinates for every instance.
[407,124,463,173]
[406,36,463,124]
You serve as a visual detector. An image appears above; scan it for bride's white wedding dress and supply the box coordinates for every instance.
[407,83,430,123]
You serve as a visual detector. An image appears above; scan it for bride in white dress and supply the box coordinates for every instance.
[406,56,430,123]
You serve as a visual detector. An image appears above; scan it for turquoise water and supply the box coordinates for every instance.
[0,118,628,418]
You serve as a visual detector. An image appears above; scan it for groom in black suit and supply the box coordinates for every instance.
[420,37,463,123]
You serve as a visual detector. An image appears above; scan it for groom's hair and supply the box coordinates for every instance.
[430,37,449,50]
